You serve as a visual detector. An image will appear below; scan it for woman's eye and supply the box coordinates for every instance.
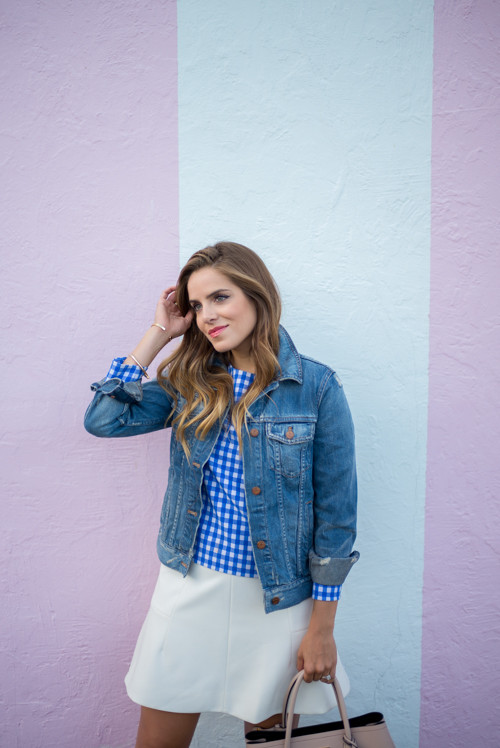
[191,295,228,312]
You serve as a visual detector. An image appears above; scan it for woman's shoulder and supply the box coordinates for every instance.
[299,353,344,387]
[278,327,344,390]
[296,355,346,408]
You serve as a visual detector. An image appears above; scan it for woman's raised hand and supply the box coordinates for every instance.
[122,286,194,372]
[154,286,194,340]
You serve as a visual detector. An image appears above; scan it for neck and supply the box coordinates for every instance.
[229,352,256,374]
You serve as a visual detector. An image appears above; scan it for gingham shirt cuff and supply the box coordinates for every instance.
[104,357,144,382]
[312,583,342,602]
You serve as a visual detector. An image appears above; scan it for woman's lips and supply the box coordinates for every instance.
[208,325,228,338]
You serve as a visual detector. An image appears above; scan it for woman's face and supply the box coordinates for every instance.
[187,267,257,370]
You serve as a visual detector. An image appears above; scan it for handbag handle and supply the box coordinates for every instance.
[281,671,357,747]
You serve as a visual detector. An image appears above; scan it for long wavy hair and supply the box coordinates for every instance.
[158,242,281,454]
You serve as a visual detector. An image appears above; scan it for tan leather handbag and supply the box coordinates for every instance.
[245,670,396,747]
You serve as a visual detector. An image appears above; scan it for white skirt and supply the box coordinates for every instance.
[125,562,349,723]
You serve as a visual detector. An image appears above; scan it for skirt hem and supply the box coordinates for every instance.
[124,563,349,723]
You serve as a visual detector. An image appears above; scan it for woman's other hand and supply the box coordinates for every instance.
[296,599,338,683]
[296,628,337,683]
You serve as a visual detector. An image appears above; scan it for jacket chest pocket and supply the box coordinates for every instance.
[267,421,315,478]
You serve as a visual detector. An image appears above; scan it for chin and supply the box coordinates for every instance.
[212,342,232,353]
[206,336,229,352]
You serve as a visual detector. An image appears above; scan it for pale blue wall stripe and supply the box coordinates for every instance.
[177,3,433,746]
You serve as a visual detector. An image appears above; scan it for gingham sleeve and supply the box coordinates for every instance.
[312,583,342,602]
[104,356,144,382]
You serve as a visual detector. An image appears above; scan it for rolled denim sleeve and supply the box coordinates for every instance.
[309,371,359,587]
[84,370,175,438]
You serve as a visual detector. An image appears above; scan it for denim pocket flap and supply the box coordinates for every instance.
[267,421,315,444]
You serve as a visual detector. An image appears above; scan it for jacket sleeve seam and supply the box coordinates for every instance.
[316,369,335,410]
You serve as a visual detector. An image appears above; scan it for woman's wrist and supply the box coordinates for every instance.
[147,323,174,351]
[151,322,172,339]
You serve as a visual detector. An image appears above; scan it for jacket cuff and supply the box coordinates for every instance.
[312,583,342,602]
[309,550,360,586]
[90,377,144,404]
[105,356,144,382]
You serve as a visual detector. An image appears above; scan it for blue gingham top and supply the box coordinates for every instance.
[105,357,341,601]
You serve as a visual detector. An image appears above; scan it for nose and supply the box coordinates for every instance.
[200,302,217,324]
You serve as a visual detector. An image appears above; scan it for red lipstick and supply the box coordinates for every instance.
[208,325,228,338]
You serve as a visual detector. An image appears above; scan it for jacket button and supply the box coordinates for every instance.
[286,427,294,439]
[250,428,259,437]
[256,540,266,549]
[271,597,280,605]
[252,486,261,495]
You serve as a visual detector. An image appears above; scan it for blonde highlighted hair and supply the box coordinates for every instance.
[158,242,281,454]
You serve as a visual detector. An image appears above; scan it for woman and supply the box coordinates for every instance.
[85,242,359,748]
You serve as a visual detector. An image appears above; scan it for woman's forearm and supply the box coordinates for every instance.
[308,599,338,633]
[123,325,173,370]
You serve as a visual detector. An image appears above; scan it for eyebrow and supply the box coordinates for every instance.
[188,288,231,304]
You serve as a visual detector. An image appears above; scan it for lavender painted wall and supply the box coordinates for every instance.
[1,1,178,746]
[421,1,500,745]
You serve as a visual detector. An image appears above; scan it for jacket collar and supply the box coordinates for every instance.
[211,325,302,384]
[276,325,302,383]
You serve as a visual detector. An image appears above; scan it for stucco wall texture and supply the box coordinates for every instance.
[1,2,499,748]
[421,0,500,744]
[2,1,179,746]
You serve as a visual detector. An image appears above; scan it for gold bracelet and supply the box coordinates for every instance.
[129,354,150,379]
[151,322,172,342]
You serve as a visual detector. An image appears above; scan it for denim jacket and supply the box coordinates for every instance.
[84,327,359,613]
